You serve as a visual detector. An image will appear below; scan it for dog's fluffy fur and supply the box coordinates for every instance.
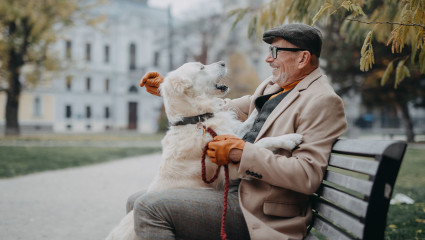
[106,62,302,240]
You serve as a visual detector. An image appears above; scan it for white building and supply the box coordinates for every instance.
[0,0,169,133]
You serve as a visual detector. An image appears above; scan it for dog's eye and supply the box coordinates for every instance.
[200,65,205,70]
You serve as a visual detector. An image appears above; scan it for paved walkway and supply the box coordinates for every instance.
[0,153,162,240]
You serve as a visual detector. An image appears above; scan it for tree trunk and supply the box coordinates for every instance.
[394,101,415,142]
[4,19,29,136]
[5,31,24,135]
[5,91,20,135]
[5,70,21,135]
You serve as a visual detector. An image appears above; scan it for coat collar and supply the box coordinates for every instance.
[255,68,323,142]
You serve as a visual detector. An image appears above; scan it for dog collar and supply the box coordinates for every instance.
[170,113,215,126]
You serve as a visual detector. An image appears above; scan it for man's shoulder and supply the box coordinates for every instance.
[305,73,338,96]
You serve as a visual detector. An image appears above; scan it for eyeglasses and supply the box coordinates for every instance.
[269,46,306,59]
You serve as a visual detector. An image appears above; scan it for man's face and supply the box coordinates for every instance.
[265,38,301,87]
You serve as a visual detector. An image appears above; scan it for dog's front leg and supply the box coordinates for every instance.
[234,109,258,138]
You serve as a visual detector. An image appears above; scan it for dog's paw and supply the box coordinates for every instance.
[255,134,303,151]
[254,137,276,150]
[280,133,303,150]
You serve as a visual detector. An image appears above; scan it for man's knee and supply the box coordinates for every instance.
[133,191,165,217]
[126,191,145,213]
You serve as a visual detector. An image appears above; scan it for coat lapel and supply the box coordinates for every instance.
[254,68,323,142]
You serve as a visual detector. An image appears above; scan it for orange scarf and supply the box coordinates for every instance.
[269,80,302,100]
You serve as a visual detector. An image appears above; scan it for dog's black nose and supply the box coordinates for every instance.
[218,61,225,67]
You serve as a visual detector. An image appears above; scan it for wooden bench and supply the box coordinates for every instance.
[305,139,407,240]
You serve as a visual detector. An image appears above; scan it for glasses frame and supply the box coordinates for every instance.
[269,46,306,59]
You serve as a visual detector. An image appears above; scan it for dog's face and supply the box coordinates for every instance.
[161,61,229,98]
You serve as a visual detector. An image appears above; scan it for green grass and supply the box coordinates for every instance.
[385,147,425,240]
[0,146,161,178]
[0,132,165,142]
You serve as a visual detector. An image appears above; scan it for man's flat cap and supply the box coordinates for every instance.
[263,23,323,57]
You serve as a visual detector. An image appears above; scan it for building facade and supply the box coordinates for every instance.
[0,0,169,133]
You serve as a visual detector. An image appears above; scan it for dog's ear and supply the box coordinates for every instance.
[162,75,192,96]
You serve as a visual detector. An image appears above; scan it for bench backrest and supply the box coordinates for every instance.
[305,139,407,240]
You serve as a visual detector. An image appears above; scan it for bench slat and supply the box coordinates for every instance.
[331,139,405,159]
[318,186,368,218]
[325,171,372,197]
[329,154,379,176]
[315,202,364,239]
[309,215,354,240]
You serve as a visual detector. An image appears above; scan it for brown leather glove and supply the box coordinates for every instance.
[206,135,245,165]
[140,72,164,96]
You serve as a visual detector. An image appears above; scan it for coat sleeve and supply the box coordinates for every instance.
[221,95,252,121]
[237,93,347,195]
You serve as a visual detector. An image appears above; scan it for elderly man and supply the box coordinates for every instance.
[129,23,347,240]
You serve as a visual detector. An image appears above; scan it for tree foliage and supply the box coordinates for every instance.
[0,0,103,135]
[229,0,425,87]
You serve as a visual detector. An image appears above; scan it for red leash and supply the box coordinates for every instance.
[201,127,229,240]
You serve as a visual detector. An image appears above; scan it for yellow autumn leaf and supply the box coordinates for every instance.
[389,224,397,228]
[312,3,333,25]
[415,219,425,223]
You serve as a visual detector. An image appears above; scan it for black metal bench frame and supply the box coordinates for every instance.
[305,139,407,240]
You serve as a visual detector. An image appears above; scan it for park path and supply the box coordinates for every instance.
[0,153,162,240]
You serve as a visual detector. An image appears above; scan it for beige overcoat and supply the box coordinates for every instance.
[225,68,347,240]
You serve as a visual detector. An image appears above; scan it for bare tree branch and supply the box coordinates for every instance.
[346,18,425,29]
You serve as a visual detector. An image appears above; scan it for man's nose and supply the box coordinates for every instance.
[265,52,274,63]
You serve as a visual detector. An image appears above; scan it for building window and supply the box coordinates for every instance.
[105,106,110,119]
[86,43,91,61]
[104,45,110,63]
[86,106,91,119]
[86,77,91,92]
[65,105,72,119]
[66,75,72,91]
[129,85,138,93]
[105,79,109,93]
[65,40,72,59]
[154,51,160,67]
[33,97,41,117]
[129,43,136,70]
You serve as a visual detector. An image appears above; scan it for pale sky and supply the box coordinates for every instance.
[148,0,222,19]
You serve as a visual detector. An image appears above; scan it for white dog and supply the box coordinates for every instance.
[105,61,302,240]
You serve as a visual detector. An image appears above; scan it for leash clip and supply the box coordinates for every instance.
[196,122,206,136]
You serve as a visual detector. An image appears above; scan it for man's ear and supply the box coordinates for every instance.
[297,51,311,69]
[162,75,192,96]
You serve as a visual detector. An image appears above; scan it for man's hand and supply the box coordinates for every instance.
[206,135,245,165]
[140,72,164,96]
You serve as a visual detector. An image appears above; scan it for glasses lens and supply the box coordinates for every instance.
[269,46,277,59]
